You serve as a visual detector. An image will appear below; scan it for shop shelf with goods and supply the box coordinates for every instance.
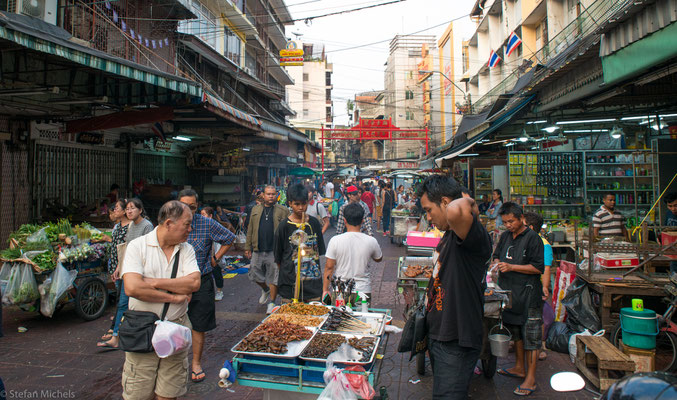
[583,149,658,224]
[473,168,494,198]
[508,151,585,220]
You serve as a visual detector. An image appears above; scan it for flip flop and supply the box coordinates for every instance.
[96,341,119,350]
[513,385,536,396]
[191,370,206,383]
[497,368,525,378]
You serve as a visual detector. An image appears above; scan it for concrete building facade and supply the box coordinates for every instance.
[384,35,437,160]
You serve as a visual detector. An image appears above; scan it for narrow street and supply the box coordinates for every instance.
[1,226,590,400]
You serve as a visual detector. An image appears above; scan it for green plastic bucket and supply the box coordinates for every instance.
[620,307,658,350]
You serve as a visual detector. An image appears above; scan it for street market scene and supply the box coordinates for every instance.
[1,0,677,399]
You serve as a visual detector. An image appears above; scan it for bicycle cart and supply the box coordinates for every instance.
[397,256,511,377]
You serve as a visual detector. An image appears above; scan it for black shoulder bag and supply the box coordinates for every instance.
[119,250,180,353]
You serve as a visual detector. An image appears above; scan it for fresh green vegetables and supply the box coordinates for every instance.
[8,224,40,247]
[31,251,56,271]
[0,248,22,260]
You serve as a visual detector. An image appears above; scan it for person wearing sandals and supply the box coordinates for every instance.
[97,198,153,349]
[493,203,545,396]
[98,199,131,344]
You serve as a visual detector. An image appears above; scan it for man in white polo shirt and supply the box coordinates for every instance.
[592,193,627,239]
[121,200,201,400]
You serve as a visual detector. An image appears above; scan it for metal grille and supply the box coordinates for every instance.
[133,152,187,185]
[33,142,128,220]
[0,142,30,245]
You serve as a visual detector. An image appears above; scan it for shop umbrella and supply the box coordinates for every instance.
[288,167,318,176]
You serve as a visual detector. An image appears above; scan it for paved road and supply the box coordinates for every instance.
[0,226,593,399]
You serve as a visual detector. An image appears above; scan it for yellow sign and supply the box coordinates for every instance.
[280,49,304,57]
[281,62,304,66]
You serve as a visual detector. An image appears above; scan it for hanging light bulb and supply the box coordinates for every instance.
[610,125,623,139]
[518,128,530,142]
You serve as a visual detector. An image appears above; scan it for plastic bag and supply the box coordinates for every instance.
[568,329,605,363]
[345,365,376,400]
[25,228,51,250]
[545,321,572,354]
[552,260,576,322]
[152,319,192,358]
[39,262,77,317]
[2,263,39,305]
[0,262,11,294]
[561,278,601,333]
[318,348,358,400]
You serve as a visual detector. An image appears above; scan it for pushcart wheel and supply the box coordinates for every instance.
[75,277,108,321]
[482,355,497,378]
[416,352,426,375]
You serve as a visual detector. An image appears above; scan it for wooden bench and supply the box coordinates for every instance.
[574,335,635,391]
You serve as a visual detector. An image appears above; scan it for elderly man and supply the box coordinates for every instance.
[121,201,201,400]
[178,189,235,384]
[336,185,373,236]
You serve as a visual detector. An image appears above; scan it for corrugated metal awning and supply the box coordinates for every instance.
[0,12,202,96]
[201,92,261,128]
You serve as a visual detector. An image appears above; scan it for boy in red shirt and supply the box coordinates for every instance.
[360,184,376,218]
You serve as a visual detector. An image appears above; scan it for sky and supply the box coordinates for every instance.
[284,0,477,126]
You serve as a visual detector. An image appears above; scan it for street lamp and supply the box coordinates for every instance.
[419,69,471,109]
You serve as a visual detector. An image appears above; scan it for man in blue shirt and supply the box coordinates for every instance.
[179,189,235,383]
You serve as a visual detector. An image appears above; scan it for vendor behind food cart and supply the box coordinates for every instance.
[323,203,382,306]
[592,192,627,240]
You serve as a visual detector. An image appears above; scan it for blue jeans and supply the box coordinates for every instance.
[112,280,129,336]
[428,339,480,400]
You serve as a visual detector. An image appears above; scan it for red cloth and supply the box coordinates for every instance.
[361,191,375,214]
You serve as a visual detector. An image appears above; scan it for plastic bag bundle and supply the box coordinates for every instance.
[25,228,51,250]
[40,262,77,317]
[152,319,192,358]
[0,262,11,294]
[2,263,39,305]
[561,278,602,333]
[345,365,376,400]
[545,322,572,354]
[318,346,358,400]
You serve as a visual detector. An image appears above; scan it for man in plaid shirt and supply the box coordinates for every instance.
[336,185,373,236]
[178,189,235,384]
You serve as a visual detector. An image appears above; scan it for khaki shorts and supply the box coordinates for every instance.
[248,251,278,285]
[122,315,192,400]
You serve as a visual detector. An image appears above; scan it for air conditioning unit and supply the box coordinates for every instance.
[5,0,57,25]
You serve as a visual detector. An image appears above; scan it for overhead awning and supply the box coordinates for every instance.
[0,12,201,96]
[436,95,535,164]
[201,92,261,129]
[453,110,491,144]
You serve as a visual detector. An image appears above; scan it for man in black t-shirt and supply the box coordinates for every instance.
[493,202,544,396]
[417,175,492,400]
[274,184,326,302]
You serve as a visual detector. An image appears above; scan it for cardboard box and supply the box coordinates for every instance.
[620,340,655,372]
[595,253,640,268]
[661,231,677,260]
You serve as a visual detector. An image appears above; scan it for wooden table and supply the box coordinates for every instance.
[579,275,666,331]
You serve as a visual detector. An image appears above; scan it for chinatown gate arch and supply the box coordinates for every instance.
[320,118,429,171]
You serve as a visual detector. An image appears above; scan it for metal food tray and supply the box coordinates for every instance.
[262,313,328,329]
[319,311,386,336]
[299,333,382,365]
[231,324,319,359]
[397,256,434,282]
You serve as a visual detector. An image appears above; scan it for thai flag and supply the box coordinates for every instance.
[151,122,166,142]
[488,50,501,68]
[505,32,522,57]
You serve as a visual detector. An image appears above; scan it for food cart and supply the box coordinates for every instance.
[389,208,418,246]
[230,302,392,398]
[0,219,111,320]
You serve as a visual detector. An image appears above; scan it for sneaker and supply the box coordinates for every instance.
[259,289,270,305]
[266,302,276,314]
[215,290,224,301]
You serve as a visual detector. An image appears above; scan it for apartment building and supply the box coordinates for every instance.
[353,90,385,161]
[463,0,593,111]
[385,35,437,159]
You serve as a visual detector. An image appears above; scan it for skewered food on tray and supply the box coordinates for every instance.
[301,333,347,359]
[266,313,323,327]
[234,320,313,354]
[277,302,328,316]
[321,308,374,334]
[403,265,432,278]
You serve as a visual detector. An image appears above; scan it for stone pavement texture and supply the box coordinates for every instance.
[0,226,595,399]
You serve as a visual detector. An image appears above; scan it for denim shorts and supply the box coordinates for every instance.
[506,307,543,351]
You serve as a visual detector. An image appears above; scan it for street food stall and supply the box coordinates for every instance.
[230,302,391,398]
